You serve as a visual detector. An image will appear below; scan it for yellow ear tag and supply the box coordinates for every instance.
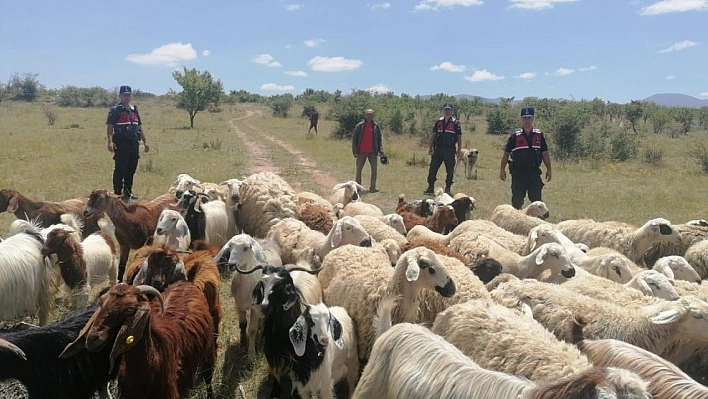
[126,335,134,345]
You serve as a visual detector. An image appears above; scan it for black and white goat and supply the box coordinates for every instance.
[177,190,234,248]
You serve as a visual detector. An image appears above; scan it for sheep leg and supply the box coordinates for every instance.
[118,245,129,281]
[247,306,262,360]
[108,258,119,285]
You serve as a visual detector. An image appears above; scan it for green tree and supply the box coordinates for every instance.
[270,94,293,118]
[649,108,670,134]
[7,72,41,102]
[699,107,708,128]
[485,107,515,135]
[388,108,404,134]
[674,108,694,135]
[551,106,584,160]
[625,100,643,133]
[171,67,224,128]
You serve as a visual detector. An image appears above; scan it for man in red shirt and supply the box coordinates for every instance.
[352,109,384,193]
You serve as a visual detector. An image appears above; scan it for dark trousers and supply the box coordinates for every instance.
[113,140,140,195]
[511,170,544,209]
[427,147,456,188]
[355,153,378,189]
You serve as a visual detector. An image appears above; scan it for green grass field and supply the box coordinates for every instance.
[1,98,707,398]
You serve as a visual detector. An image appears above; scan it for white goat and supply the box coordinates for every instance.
[153,209,191,251]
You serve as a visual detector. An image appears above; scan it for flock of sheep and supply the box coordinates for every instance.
[1,171,708,398]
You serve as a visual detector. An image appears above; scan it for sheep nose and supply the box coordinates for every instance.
[321,336,330,346]
[698,279,703,285]
[156,228,164,235]
[231,195,240,203]
[360,239,372,247]
[175,191,184,198]
[228,263,237,272]
[82,209,90,218]
[561,267,576,278]
[351,193,359,201]
[542,212,550,220]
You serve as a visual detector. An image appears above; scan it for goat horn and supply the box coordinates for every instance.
[136,285,164,314]
[288,266,325,275]
[234,265,265,275]
[0,338,26,361]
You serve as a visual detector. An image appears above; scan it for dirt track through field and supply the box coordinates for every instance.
[230,109,340,192]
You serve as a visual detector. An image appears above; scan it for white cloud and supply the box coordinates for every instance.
[666,75,676,80]
[515,72,537,79]
[202,50,210,57]
[465,69,505,82]
[553,67,575,76]
[414,0,483,11]
[304,38,326,47]
[308,56,363,72]
[252,54,282,67]
[508,0,580,9]
[284,4,304,11]
[125,42,197,67]
[367,83,392,93]
[285,70,308,77]
[640,0,708,15]
[260,83,295,91]
[579,65,597,72]
[699,92,708,97]
[658,40,699,53]
[369,2,391,9]
[430,61,466,72]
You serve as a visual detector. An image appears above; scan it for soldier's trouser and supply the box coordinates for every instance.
[427,147,456,188]
[113,140,140,195]
[511,170,543,209]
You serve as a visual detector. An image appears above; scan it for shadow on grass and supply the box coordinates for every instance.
[215,342,272,399]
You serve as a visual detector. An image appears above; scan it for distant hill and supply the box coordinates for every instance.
[643,93,708,108]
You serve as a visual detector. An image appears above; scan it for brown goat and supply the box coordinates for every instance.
[399,205,458,234]
[0,189,100,237]
[82,189,177,281]
[298,202,333,234]
[396,195,435,217]
[402,238,471,266]
[61,282,216,399]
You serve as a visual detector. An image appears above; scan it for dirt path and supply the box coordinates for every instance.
[230,109,340,192]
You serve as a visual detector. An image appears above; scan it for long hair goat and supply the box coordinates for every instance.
[352,322,650,399]
[82,189,177,281]
[0,304,116,399]
[0,230,54,325]
[61,282,216,399]
[0,188,100,238]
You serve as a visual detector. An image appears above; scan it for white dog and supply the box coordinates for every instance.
[456,148,479,179]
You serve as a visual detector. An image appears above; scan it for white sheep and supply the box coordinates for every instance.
[433,187,455,205]
[674,280,708,302]
[432,298,592,382]
[353,214,408,247]
[322,246,456,360]
[329,181,365,207]
[380,213,407,235]
[489,202,550,236]
[288,304,359,399]
[0,231,53,325]
[491,278,708,365]
[653,256,701,283]
[238,172,299,238]
[213,234,283,360]
[449,219,527,254]
[297,191,335,215]
[643,222,708,266]
[406,224,450,245]
[153,209,191,251]
[683,240,708,280]
[476,236,577,280]
[353,322,650,399]
[318,244,392,290]
[268,216,371,265]
[562,272,678,306]
[556,217,683,266]
[525,225,636,283]
[417,254,491,324]
[338,201,384,218]
[220,178,244,207]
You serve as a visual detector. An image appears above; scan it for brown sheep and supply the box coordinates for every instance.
[298,202,334,234]
[402,238,471,266]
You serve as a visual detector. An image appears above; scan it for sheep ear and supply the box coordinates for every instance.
[333,183,346,190]
[60,308,103,359]
[636,276,653,296]
[406,256,420,282]
[529,229,539,251]
[650,309,681,325]
[289,314,308,357]
[109,303,151,374]
[176,221,190,239]
[519,302,534,318]
[7,194,19,213]
[330,315,344,349]
[331,222,343,248]
[355,183,365,192]
[252,239,267,264]
[535,246,549,266]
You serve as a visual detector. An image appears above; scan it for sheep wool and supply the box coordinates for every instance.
[239,172,299,238]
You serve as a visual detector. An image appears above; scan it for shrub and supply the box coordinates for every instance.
[692,142,708,174]
[610,128,639,162]
[43,108,57,126]
[485,107,515,135]
[551,106,583,160]
[270,95,293,118]
[643,146,664,166]
[388,108,404,134]
[57,86,114,107]
[331,94,369,139]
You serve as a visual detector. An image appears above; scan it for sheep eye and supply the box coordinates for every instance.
[694,314,704,320]
[428,268,436,275]
[418,260,429,269]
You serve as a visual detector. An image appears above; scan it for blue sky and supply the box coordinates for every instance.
[2,0,706,103]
